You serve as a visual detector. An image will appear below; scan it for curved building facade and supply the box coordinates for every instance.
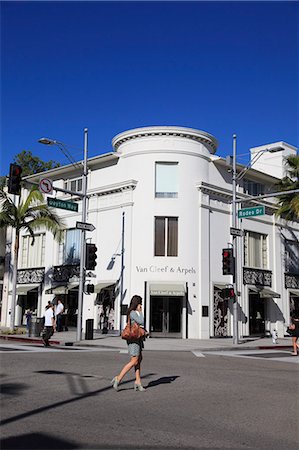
[1,126,298,340]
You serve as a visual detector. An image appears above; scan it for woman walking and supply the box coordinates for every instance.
[289,313,299,355]
[111,295,146,392]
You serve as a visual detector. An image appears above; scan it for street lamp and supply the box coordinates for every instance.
[231,137,284,344]
[39,128,88,341]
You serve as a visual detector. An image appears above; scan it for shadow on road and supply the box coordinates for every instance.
[0,372,156,427]
[146,375,180,388]
[1,382,29,396]
[1,432,79,449]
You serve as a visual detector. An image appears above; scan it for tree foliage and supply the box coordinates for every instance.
[275,155,299,220]
[13,150,61,177]
[0,186,65,330]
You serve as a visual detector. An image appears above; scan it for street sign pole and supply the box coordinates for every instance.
[77,128,88,342]
[232,134,239,345]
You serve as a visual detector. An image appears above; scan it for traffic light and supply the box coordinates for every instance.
[221,287,235,299]
[86,284,95,294]
[85,243,97,270]
[222,248,235,276]
[8,163,22,195]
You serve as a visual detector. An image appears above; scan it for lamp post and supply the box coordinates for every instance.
[231,138,284,344]
[39,128,88,341]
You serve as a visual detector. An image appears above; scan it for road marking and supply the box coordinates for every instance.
[203,349,299,364]
[0,344,120,353]
[191,350,205,357]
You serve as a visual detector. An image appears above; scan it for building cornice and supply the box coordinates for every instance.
[88,179,138,197]
[112,126,218,154]
[197,182,279,214]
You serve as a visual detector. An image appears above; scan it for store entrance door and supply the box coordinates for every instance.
[150,296,182,337]
[249,293,265,336]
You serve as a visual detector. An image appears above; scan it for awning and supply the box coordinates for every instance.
[94,281,116,293]
[11,284,39,295]
[249,286,280,298]
[289,289,299,296]
[150,283,186,296]
[46,283,79,295]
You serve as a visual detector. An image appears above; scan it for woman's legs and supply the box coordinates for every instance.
[117,356,139,382]
[292,337,298,355]
[134,354,143,385]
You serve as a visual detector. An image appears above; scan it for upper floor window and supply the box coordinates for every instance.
[155,217,178,256]
[64,177,83,194]
[58,229,81,265]
[244,231,268,269]
[243,179,265,196]
[155,162,178,198]
[285,240,299,274]
[20,233,46,268]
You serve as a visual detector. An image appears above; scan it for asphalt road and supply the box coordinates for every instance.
[1,343,298,450]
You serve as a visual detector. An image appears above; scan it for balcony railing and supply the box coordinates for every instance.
[243,268,272,287]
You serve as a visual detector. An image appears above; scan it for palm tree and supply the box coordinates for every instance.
[275,155,299,221]
[0,187,64,330]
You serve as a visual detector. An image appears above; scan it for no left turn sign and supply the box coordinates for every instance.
[39,177,53,194]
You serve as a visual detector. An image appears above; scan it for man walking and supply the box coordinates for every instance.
[42,303,55,347]
[55,299,64,332]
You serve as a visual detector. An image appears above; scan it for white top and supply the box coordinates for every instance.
[55,303,64,316]
[44,308,55,326]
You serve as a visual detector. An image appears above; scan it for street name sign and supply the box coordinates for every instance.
[39,177,53,194]
[47,197,78,212]
[76,221,96,232]
[238,206,265,219]
[230,227,244,237]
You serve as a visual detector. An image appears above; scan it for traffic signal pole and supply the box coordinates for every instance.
[232,134,239,345]
[76,128,88,342]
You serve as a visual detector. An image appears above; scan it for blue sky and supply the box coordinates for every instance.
[1,1,298,176]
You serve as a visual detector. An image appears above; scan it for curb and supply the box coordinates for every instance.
[0,335,293,352]
[0,335,61,345]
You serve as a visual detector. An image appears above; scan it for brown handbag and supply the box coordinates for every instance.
[121,318,145,341]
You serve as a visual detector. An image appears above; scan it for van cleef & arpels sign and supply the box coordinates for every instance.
[136,265,196,275]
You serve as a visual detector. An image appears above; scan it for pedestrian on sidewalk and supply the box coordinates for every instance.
[111,295,147,392]
[55,298,64,332]
[42,303,55,347]
[272,329,278,344]
[289,314,299,355]
[25,309,32,336]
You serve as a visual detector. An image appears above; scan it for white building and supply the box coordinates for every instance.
[1,126,299,339]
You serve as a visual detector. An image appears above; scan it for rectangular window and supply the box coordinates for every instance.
[155,162,178,198]
[244,231,268,269]
[20,234,46,268]
[64,177,83,194]
[64,229,81,264]
[243,179,265,196]
[155,217,178,256]
[285,240,299,273]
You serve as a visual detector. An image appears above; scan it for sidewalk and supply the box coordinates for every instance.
[0,328,293,352]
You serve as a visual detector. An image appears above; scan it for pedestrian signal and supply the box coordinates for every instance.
[222,248,235,276]
[85,243,97,270]
[221,287,235,299]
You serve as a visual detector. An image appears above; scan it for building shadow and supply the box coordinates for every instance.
[1,432,79,449]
